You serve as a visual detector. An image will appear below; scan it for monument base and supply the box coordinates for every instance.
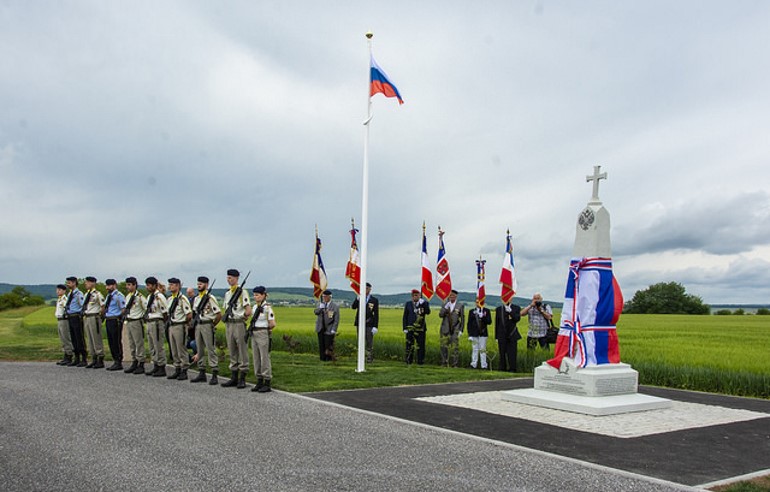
[501,388,672,416]
[502,360,672,416]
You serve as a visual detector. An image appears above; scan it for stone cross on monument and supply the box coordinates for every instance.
[586,165,607,204]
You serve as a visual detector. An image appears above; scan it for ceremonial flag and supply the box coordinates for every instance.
[547,257,623,369]
[476,258,486,308]
[370,55,404,105]
[435,228,452,301]
[345,221,362,295]
[309,229,328,300]
[499,231,517,304]
[420,224,434,300]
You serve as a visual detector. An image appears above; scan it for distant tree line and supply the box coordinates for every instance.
[623,282,710,315]
[0,286,45,311]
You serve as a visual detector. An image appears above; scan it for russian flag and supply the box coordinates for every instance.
[370,56,403,105]
[548,257,623,369]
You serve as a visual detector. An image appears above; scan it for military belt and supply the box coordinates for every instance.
[84,313,100,318]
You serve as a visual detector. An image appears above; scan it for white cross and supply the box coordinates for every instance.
[586,165,607,202]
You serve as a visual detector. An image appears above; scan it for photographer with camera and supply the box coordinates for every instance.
[521,293,553,349]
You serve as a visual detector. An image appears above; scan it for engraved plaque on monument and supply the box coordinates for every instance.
[502,166,671,415]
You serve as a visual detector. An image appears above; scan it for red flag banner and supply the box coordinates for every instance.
[345,224,362,295]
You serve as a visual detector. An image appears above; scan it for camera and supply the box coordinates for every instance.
[535,301,542,308]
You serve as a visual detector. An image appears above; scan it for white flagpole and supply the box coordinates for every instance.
[357,31,374,373]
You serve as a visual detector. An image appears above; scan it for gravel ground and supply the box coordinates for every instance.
[0,362,695,491]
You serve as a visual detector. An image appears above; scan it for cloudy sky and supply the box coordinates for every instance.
[2,1,769,304]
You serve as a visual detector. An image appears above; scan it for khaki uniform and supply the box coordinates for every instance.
[55,294,73,356]
[223,287,251,372]
[192,292,221,370]
[166,293,192,369]
[145,291,168,366]
[124,291,147,362]
[83,289,105,357]
[250,301,275,381]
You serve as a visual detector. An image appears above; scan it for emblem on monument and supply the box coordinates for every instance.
[578,208,595,231]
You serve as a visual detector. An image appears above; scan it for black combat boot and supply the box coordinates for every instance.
[177,368,188,381]
[124,360,138,373]
[153,365,166,377]
[134,362,145,375]
[208,370,218,385]
[67,353,80,367]
[76,353,88,367]
[94,356,105,369]
[145,363,156,376]
[221,370,238,387]
[257,379,271,393]
[190,369,207,383]
[237,371,246,389]
[167,367,181,379]
[252,377,264,392]
[56,353,69,366]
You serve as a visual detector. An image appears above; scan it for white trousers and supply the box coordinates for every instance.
[470,336,488,368]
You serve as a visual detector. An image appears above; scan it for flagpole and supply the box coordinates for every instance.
[357,31,374,373]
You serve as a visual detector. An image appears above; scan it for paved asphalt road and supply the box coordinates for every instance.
[0,362,694,491]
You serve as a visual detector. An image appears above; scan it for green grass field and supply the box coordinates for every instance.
[7,306,770,396]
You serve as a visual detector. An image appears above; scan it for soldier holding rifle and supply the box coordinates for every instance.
[221,269,251,389]
[82,276,105,369]
[122,277,147,374]
[248,286,275,392]
[190,276,221,385]
[143,277,169,377]
[165,278,192,380]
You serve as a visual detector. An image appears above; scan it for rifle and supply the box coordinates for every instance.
[63,288,76,320]
[165,291,183,356]
[122,290,138,326]
[245,303,264,345]
[223,271,251,323]
[190,279,217,333]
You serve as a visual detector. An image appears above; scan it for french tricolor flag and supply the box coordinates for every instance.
[421,229,434,300]
[370,56,403,105]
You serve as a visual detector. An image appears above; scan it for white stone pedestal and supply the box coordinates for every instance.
[502,360,672,416]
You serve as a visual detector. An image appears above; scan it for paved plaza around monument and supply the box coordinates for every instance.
[2,362,768,490]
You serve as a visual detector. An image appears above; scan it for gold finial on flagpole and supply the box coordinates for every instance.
[365,31,373,39]
[422,221,426,233]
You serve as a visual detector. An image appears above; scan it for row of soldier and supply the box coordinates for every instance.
[315,285,555,371]
[54,270,276,392]
[55,272,555,380]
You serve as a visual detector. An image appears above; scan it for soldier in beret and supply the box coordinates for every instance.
[249,286,276,392]
[122,277,148,374]
[64,276,87,367]
[190,276,222,384]
[221,269,251,389]
[103,278,126,371]
[144,276,169,377]
[165,278,192,380]
[54,284,74,366]
[82,276,106,368]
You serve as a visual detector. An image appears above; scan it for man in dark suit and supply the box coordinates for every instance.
[352,282,379,363]
[467,301,492,369]
[403,289,431,365]
[495,301,522,372]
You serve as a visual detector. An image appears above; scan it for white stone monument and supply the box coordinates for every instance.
[502,166,671,416]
